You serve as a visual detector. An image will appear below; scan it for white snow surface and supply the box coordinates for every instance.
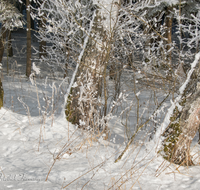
[0,77,200,189]
[0,65,199,189]
[1,82,200,190]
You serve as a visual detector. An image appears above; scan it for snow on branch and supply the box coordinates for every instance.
[0,1,25,30]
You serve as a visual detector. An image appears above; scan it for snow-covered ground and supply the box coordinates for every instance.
[0,29,200,190]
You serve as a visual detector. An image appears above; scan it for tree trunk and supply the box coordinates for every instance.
[65,7,100,127]
[165,6,173,66]
[8,30,13,57]
[65,16,105,135]
[162,81,200,166]
[0,26,4,108]
[65,1,120,139]
[0,27,7,64]
[65,51,103,129]
[26,0,32,77]
[0,79,4,109]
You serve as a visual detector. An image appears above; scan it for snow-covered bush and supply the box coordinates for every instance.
[0,0,24,30]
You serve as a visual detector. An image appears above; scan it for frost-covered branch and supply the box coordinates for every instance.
[0,1,25,30]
